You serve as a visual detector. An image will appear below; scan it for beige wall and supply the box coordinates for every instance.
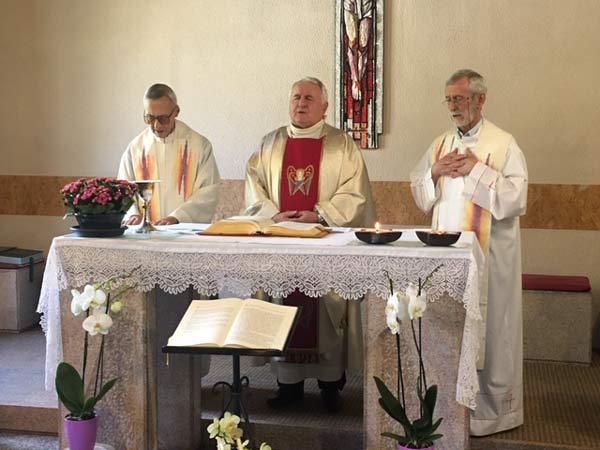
[1,0,599,339]
[1,0,599,182]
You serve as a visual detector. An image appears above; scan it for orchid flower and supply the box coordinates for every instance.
[70,289,84,316]
[386,291,408,326]
[408,292,427,320]
[259,444,273,450]
[82,308,113,336]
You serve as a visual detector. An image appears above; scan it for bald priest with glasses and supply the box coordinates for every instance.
[118,83,220,225]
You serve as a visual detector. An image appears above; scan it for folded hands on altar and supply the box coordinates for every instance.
[122,215,179,226]
[272,210,319,223]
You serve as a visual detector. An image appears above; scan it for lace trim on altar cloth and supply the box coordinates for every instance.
[38,237,482,408]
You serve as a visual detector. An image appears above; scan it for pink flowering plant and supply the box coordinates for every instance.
[61,177,138,216]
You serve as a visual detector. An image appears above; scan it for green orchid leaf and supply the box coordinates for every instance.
[94,377,118,405]
[81,396,97,415]
[429,417,443,434]
[55,362,84,414]
[378,398,412,435]
[412,416,432,431]
[424,384,438,418]
[56,388,82,415]
[373,377,412,428]
[428,433,444,442]
[381,432,407,443]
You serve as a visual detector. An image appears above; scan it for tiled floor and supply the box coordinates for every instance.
[0,328,56,408]
[0,432,57,450]
[2,328,599,450]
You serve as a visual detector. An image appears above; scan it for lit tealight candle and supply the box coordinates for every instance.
[375,222,381,233]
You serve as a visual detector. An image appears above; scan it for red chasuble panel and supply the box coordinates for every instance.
[279,137,323,213]
[279,137,324,363]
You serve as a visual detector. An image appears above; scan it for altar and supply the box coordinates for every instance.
[38,227,483,450]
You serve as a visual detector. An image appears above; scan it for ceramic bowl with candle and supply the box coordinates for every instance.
[416,229,461,246]
[355,222,402,244]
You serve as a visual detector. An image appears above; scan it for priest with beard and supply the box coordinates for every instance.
[410,69,528,436]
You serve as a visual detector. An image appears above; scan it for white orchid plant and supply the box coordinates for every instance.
[374,265,444,449]
[55,269,138,420]
[207,412,272,450]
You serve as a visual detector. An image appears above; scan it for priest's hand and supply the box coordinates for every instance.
[272,211,300,223]
[432,148,461,184]
[450,148,478,178]
[293,210,319,223]
[154,216,179,226]
[272,210,318,223]
[123,215,142,226]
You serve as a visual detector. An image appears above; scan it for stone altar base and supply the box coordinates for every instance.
[58,290,470,450]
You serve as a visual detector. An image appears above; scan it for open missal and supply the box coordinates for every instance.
[201,216,328,238]
[168,298,299,351]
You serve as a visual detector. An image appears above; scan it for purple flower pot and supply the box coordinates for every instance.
[64,415,97,450]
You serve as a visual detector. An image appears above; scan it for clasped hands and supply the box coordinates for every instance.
[122,215,179,226]
[272,210,318,223]
[431,148,478,184]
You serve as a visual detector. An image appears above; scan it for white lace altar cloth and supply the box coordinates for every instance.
[38,229,483,408]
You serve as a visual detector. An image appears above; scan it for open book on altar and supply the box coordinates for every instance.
[201,216,328,238]
[167,298,299,351]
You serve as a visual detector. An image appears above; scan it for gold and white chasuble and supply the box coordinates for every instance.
[244,121,376,383]
[118,120,220,223]
[411,119,528,436]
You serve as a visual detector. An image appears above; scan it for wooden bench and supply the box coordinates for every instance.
[522,273,592,364]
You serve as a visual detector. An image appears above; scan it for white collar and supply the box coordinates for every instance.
[287,119,325,138]
[150,121,179,144]
[457,118,484,139]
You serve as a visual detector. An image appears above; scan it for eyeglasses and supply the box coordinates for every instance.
[442,95,473,106]
[143,107,177,125]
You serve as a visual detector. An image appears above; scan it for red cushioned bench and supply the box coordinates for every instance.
[522,273,591,292]
[522,273,592,364]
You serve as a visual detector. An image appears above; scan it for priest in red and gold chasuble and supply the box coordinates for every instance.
[277,137,324,363]
[118,83,220,226]
[244,77,375,411]
[280,138,323,212]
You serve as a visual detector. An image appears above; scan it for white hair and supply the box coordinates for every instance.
[446,69,487,94]
[290,77,329,103]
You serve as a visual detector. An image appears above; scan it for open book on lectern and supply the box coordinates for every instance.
[167,298,299,351]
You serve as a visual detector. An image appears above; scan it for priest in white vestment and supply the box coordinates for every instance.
[410,69,528,436]
[245,77,375,412]
[118,83,220,225]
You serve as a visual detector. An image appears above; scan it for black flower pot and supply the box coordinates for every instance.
[74,213,125,230]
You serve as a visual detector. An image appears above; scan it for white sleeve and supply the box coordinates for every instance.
[410,143,440,214]
[117,147,141,218]
[462,138,528,220]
